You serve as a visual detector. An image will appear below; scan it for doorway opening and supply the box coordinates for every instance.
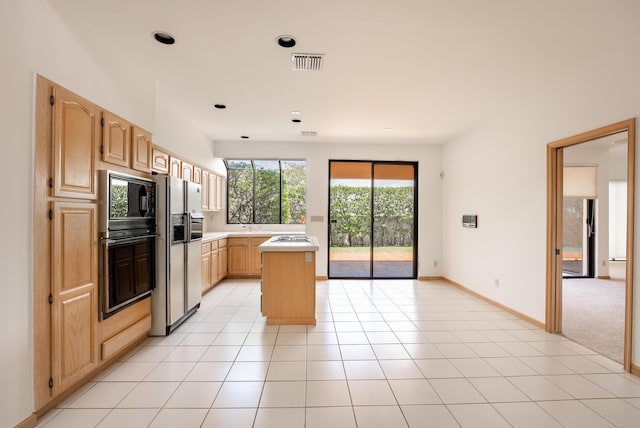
[328,160,418,279]
[546,119,635,370]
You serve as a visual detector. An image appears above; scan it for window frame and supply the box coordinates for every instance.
[224,159,306,225]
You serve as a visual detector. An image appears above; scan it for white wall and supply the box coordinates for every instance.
[442,55,640,366]
[213,141,443,277]
[0,2,215,426]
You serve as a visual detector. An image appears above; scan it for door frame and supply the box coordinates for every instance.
[546,118,635,371]
[327,160,419,279]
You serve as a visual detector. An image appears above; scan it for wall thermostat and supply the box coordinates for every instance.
[462,215,478,228]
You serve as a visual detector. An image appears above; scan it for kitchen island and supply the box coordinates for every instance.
[259,235,319,325]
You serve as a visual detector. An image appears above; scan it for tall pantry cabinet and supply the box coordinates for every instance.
[34,77,100,405]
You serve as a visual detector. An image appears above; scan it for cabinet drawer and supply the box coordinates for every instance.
[218,238,228,248]
[202,242,211,254]
[229,237,250,246]
[211,240,219,251]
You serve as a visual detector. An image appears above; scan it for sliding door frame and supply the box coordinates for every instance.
[546,118,635,371]
[328,160,419,279]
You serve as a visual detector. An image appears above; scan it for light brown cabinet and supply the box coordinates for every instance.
[151,147,170,174]
[204,172,225,211]
[193,166,202,184]
[261,250,316,325]
[50,201,99,394]
[202,239,226,294]
[181,161,194,182]
[201,170,209,209]
[101,111,131,168]
[51,85,99,200]
[227,236,268,277]
[170,156,182,178]
[35,76,152,412]
[218,238,228,280]
[131,126,152,173]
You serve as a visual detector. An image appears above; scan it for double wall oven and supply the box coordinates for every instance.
[99,171,157,319]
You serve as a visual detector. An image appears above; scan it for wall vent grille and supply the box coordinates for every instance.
[301,131,317,137]
[291,54,324,71]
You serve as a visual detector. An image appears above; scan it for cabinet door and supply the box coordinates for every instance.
[193,166,202,185]
[131,126,152,173]
[51,201,99,396]
[51,86,99,199]
[218,246,228,280]
[228,244,249,275]
[101,111,130,168]
[201,249,211,294]
[211,249,219,285]
[201,170,209,210]
[215,175,226,211]
[151,148,169,174]
[250,237,269,275]
[181,161,194,182]
[208,173,216,210]
[170,156,182,178]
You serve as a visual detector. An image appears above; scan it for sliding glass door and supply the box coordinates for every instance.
[328,160,417,279]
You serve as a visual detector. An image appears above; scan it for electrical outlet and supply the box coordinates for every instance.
[494,278,500,288]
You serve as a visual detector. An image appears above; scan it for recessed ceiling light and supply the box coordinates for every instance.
[152,31,175,45]
[277,35,297,48]
[240,136,250,139]
[292,119,302,123]
[214,104,227,109]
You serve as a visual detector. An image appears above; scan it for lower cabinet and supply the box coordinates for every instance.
[227,236,269,277]
[202,238,227,294]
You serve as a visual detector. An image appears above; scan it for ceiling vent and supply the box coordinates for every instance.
[301,131,317,137]
[291,54,324,71]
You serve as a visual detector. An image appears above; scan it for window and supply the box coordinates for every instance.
[225,160,306,224]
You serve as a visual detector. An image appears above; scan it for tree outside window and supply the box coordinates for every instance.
[225,160,306,224]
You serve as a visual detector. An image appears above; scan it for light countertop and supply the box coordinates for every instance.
[259,235,320,252]
[202,230,306,243]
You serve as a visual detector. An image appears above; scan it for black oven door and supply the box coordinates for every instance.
[100,234,156,319]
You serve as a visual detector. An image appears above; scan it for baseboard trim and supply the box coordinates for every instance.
[418,276,445,281]
[14,413,36,428]
[316,276,329,281]
[441,277,546,330]
[597,275,612,280]
[631,364,640,377]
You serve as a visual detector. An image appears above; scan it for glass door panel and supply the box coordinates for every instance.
[329,161,372,277]
[372,164,416,278]
[329,160,417,279]
[562,197,595,278]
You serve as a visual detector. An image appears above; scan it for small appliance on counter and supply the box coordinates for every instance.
[150,175,203,335]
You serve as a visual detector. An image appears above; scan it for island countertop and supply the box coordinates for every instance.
[259,235,320,252]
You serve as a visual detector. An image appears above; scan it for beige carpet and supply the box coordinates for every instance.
[562,261,626,363]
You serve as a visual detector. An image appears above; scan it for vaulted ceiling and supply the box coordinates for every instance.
[50,0,636,144]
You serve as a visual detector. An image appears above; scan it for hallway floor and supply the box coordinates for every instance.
[37,279,640,428]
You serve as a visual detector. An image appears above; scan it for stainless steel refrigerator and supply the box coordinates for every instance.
[150,175,204,335]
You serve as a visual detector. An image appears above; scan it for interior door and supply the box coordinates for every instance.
[328,160,417,279]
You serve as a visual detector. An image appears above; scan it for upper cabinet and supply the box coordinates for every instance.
[201,169,209,209]
[204,172,225,211]
[193,166,202,185]
[151,147,169,174]
[170,156,182,178]
[131,126,152,173]
[101,111,131,168]
[181,161,194,182]
[51,85,99,199]
[101,114,153,173]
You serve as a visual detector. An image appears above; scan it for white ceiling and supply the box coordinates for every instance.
[49,0,634,145]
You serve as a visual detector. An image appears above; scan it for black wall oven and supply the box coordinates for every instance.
[99,171,157,319]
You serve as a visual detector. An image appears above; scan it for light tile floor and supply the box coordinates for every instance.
[37,279,640,427]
